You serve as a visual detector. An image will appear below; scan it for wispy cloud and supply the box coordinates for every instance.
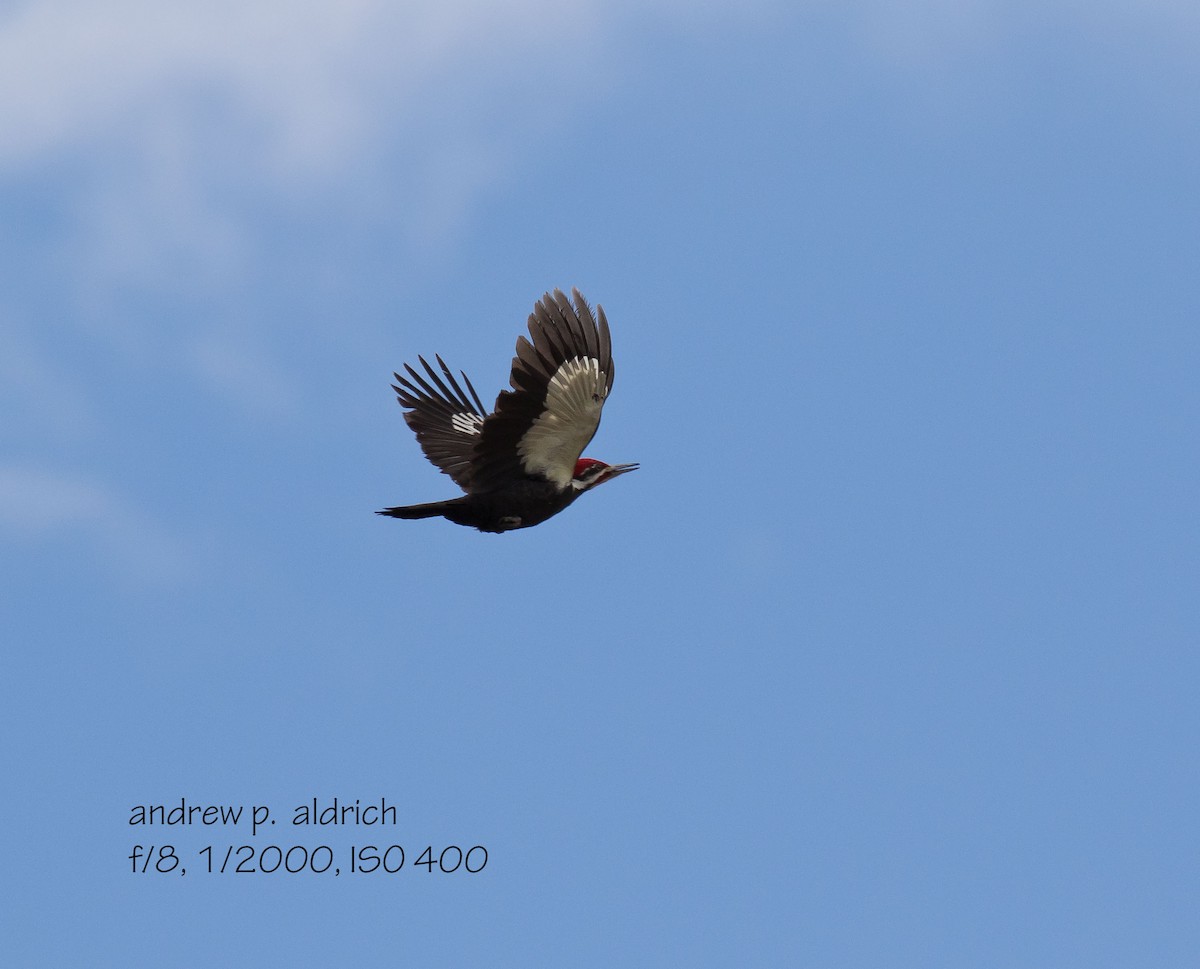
[1,0,1191,408]
[0,1,667,408]
[0,465,108,531]
[0,463,190,580]
[0,5,528,260]
[0,1,622,201]
[3,0,1193,175]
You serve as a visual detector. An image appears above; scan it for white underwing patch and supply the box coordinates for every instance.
[519,356,607,487]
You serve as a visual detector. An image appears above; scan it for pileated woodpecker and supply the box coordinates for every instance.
[378,288,637,533]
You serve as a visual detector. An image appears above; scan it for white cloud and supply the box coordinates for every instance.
[0,1,615,179]
[2,0,1193,178]
[0,464,189,580]
[0,1,666,414]
[0,465,107,531]
[0,0,665,319]
[0,0,1192,405]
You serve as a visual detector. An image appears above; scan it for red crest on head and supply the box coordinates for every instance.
[573,457,606,479]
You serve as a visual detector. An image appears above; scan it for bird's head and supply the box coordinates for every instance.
[571,457,639,491]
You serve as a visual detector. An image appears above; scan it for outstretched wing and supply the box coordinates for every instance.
[470,288,615,491]
[391,355,489,490]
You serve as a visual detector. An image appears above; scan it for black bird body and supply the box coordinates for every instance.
[378,477,583,533]
[378,288,637,533]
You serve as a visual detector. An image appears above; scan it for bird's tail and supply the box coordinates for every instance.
[376,500,458,520]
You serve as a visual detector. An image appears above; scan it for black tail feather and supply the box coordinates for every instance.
[376,500,456,520]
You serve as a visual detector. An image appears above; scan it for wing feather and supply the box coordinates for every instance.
[391,355,487,490]
[471,288,616,491]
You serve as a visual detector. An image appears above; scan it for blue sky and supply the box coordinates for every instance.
[3,1,1197,965]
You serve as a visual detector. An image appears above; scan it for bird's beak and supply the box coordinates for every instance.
[605,462,640,479]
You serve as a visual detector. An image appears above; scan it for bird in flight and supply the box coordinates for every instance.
[378,288,637,533]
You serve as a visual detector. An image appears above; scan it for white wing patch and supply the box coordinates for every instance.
[451,412,485,436]
[518,356,608,487]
